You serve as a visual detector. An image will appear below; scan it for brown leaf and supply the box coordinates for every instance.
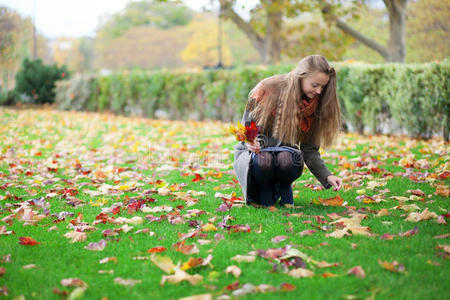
[405,208,438,222]
[318,194,344,206]
[172,241,200,255]
[64,231,87,243]
[327,228,350,239]
[99,257,117,264]
[435,185,449,197]
[225,265,241,278]
[114,277,142,287]
[287,268,314,278]
[378,260,405,272]
[160,268,203,286]
[433,233,450,239]
[60,278,88,288]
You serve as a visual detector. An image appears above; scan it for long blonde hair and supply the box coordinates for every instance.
[250,55,341,148]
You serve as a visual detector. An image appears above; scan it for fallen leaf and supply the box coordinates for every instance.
[405,208,438,222]
[60,278,88,288]
[398,227,419,237]
[231,255,256,263]
[114,277,142,287]
[318,194,344,206]
[271,235,288,243]
[378,260,405,273]
[327,228,350,239]
[347,266,366,278]
[160,268,203,286]
[150,255,175,274]
[85,239,106,251]
[23,264,37,269]
[99,257,117,264]
[433,233,450,239]
[148,246,167,253]
[279,282,296,291]
[298,229,316,237]
[201,223,217,232]
[64,231,87,243]
[18,237,40,246]
[225,265,241,278]
[287,268,314,278]
[172,241,200,255]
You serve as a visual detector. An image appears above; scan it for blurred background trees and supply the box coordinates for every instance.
[0,0,449,84]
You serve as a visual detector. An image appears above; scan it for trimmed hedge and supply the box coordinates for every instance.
[54,62,449,140]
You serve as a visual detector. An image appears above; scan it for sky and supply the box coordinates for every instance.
[0,0,241,39]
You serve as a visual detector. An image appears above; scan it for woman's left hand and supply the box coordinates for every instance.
[327,175,342,191]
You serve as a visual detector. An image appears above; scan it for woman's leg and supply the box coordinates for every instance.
[251,152,275,206]
[274,151,303,205]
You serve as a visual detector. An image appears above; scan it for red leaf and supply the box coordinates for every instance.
[192,173,203,182]
[18,237,40,245]
[245,121,260,143]
[225,280,240,291]
[147,246,167,253]
[279,282,296,291]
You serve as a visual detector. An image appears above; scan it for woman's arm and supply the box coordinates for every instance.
[300,142,332,189]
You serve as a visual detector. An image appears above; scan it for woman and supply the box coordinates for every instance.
[233,55,343,206]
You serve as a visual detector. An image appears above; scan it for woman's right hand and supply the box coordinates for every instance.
[246,139,261,153]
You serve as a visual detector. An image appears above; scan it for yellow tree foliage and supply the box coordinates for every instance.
[181,17,232,68]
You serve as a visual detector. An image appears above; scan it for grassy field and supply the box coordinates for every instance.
[0,107,449,300]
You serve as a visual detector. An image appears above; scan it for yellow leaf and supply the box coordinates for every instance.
[201,223,217,232]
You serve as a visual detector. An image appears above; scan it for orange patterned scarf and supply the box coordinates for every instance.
[299,95,319,132]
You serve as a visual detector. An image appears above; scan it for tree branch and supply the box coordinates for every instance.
[335,18,390,60]
[219,1,265,55]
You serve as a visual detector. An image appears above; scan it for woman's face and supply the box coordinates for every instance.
[301,72,330,99]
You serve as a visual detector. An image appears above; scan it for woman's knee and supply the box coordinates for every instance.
[252,152,274,170]
[275,151,303,179]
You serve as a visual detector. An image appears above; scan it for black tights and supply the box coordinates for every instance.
[251,151,303,206]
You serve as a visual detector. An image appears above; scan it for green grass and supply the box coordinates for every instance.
[0,107,449,300]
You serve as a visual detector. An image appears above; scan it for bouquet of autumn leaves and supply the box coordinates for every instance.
[229,121,260,144]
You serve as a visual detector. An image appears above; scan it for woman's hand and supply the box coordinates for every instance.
[246,139,261,153]
[327,175,342,191]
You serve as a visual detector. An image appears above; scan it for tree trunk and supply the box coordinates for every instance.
[384,0,407,62]
[323,0,408,62]
[265,8,282,64]
[219,0,283,64]
[219,0,266,62]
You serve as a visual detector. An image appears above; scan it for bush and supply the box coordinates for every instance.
[0,89,19,106]
[54,62,449,140]
[15,58,70,104]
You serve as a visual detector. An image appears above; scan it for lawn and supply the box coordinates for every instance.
[0,107,449,300]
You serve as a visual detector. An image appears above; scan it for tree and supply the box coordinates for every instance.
[97,0,194,39]
[406,0,449,62]
[181,15,233,67]
[219,0,285,64]
[322,0,409,62]
[219,0,351,64]
[0,6,50,90]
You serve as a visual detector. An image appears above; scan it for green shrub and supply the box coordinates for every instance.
[15,58,70,104]
[0,89,19,106]
[54,62,450,140]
